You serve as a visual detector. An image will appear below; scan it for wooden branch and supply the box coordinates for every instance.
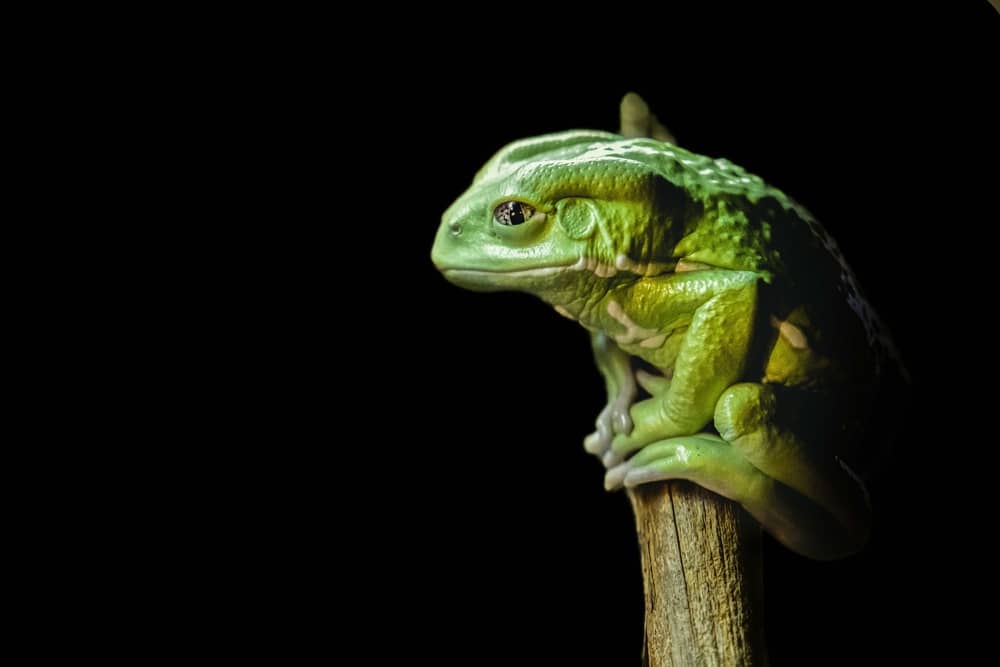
[619,94,766,666]
[620,92,677,144]
[628,483,766,666]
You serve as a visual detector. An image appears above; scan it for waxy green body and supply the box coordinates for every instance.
[432,130,904,559]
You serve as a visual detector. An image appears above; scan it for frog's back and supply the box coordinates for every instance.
[614,136,907,474]
[482,131,905,374]
[619,137,902,378]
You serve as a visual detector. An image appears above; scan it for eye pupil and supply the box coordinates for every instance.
[494,201,535,226]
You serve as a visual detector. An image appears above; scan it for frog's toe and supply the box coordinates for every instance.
[609,397,634,435]
[604,459,633,491]
[585,398,634,461]
[584,428,611,456]
[602,449,625,468]
[585,429,626,468]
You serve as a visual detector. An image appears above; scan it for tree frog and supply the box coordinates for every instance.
[431,129,906,560]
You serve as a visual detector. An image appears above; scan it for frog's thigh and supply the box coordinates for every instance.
[713,383,856,506]
[714,382,872,557]
[605,432,861,558]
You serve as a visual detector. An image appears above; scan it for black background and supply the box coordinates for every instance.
[236,4,996,664]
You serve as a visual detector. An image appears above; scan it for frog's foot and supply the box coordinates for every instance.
[584,386,637,469]
[584,370,668,467]
[607,371,687,461]
[584,403,631,468]
[604,433,760,500]
[606,383,874,560]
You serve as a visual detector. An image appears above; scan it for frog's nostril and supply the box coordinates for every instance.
[449,220,463,235]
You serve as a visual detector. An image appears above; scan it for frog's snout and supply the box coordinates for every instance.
[431,214,463,272]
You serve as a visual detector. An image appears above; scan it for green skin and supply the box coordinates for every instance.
[432,130,904,560]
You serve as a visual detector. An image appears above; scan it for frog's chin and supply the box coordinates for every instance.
[440,264,572,292]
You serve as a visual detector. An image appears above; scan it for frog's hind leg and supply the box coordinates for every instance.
[606,382,873,560]
[604,433,759,498]
[713,382,872,555]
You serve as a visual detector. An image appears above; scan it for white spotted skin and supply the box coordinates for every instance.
[770,315,809,350]
[553,305,576,320]
[606,300,664,348]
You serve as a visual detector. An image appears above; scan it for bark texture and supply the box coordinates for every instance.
[629,482,767,667]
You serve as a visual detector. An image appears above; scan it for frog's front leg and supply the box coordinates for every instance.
[606,383,872,560]
[584,332,638,468]
[610,275,758,457]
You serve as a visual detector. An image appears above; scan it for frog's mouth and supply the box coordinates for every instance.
[442,264,573,279]
[440,264,575,292]
[440,255,678,291]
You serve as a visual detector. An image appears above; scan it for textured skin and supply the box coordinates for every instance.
[432,131,906,559]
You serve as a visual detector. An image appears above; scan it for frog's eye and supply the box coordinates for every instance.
[493,201,537,226]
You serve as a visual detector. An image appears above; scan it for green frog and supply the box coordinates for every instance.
[431,124,905,560]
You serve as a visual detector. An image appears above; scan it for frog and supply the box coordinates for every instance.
[431,123,906,560]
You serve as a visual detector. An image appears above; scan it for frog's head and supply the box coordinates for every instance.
[432,130,687,301]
